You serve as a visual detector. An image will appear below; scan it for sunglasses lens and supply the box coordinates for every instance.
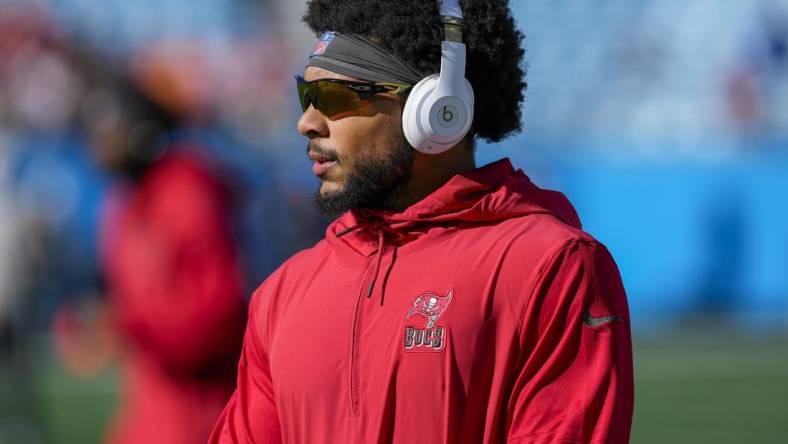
[296,78,312,112]
[316,81,363,117]
[296,77,367,118]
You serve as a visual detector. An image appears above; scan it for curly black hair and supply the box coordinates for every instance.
[303,0,526,143]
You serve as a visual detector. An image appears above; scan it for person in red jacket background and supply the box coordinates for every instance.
[85,73,247,444]
[211,1,634,443]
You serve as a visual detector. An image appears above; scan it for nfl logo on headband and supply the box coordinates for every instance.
[312,32,336,57]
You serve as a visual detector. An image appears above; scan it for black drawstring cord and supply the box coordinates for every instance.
[335,225,358,237]
[365,231,385,298]
[336,220,396,303]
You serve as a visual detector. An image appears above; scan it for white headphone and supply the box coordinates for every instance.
[402,0,474,154]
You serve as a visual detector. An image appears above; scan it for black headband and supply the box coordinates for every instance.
[307,32,427,85]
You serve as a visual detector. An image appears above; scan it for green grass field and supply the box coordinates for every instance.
[2,330,787,443]
[632,334,788,443]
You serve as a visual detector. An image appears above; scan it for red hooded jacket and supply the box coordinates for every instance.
[210,158,634,443]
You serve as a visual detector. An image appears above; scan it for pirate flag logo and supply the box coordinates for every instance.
[406,290,452,328]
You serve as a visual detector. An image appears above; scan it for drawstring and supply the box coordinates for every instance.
[365,231,385,298]
[334,222,386,301]
[335,225,358,237]
[377,246,397,305]
[336,216,404,304]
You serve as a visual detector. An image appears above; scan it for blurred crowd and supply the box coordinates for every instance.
[507,0,788,155]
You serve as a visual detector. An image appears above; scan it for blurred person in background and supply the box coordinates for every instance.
[211,1,633,443]
[81,73,247,444]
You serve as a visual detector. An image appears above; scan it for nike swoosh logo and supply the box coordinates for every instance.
[582,310,623,327]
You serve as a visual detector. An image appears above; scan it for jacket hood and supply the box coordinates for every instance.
[326,158,581,261]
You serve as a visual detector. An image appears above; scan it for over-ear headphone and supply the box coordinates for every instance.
[402,0,474,154]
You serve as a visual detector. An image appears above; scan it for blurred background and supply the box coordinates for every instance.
[0,0,786,443]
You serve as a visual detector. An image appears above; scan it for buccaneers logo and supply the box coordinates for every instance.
[406,290,453,328]
[404,290,452,352]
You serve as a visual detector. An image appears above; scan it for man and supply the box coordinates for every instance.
[210,1,633,443]
[85,75,247,444]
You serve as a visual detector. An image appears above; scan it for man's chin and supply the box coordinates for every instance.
[313,186,353,219]
[318,181,344,197]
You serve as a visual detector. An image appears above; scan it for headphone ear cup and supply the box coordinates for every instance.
[402,74,474,155]
[402,75,438,153]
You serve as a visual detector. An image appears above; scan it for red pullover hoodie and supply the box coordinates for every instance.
[210,158,634,443]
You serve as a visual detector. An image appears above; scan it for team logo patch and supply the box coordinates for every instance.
[312,31,335,56]
[403,290,452,352]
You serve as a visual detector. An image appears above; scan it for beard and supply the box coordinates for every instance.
[313,135,414,219]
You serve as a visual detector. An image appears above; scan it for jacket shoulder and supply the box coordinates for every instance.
[496,212,601,259]
[246,239,330,347]
[487,213,617,315]
[251,238,329,299]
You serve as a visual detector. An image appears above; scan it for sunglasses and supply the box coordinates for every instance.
[295,75,412,119]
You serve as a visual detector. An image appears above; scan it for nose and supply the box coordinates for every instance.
[297,105,329,139]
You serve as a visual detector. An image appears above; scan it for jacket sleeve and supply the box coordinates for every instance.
[506,240,634,444]
[209,296,283,443]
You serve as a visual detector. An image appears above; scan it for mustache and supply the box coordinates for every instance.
[306,142,339,161]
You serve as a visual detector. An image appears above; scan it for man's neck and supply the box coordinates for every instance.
[383,141,476,212]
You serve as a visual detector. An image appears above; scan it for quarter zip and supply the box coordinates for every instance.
[348,230,386,416]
